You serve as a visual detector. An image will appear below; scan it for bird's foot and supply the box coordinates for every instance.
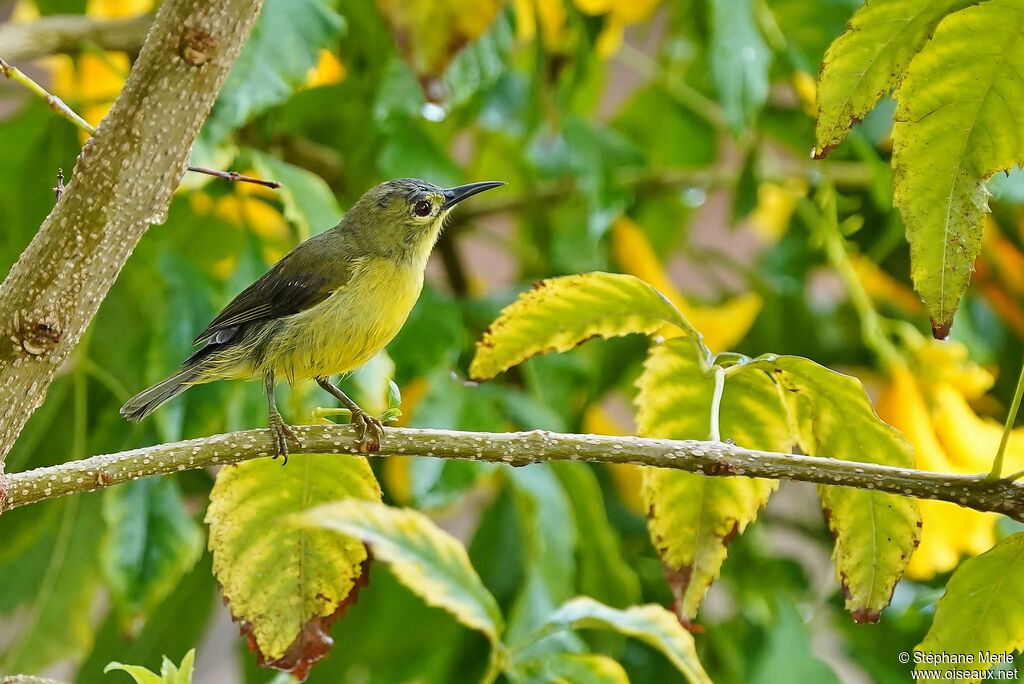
[269,414,303,465]
[350,408,384,453]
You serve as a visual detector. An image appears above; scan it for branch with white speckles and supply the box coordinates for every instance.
[3,426,1024,521]
[0,0,267,468]
[0,13,152,62]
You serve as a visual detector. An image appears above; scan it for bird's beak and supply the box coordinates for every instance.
[441,181,505,210]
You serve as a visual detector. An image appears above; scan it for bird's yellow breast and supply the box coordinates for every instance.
[261,257,422,382]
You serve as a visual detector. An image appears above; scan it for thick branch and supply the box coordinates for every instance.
[0,0,265,468]
[3,426,1023,521]
[0,14,151,62]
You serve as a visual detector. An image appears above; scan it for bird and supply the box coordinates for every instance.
[120,178,504,461]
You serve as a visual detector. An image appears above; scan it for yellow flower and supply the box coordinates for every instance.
[875,340,1024,579]
[611,216,762,352]
[582,401,644,513]
[514,0,568,49]
[304,50,347,88]
[572,0,660,57]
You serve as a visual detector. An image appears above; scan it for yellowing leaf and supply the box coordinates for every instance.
[892,0,1024,334]
[206,455,381,677]
[104,649,194,684]
[638,340,788,622]
[514,653,629,684]
[377,0,505,88]
[539,597,712,684]
[750,355,921,621]
[470,272,703,381]
[916,533,1024,680]
[815,0,973,156]
[300,499,504,644]
[611,217,761,351]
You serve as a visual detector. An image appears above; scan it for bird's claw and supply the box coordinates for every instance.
[351,409,384,453]
[269,415,303,465]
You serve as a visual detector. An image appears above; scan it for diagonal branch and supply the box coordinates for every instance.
[0,0,266,469]
[0,14,152,62]
[3,426,1023,522]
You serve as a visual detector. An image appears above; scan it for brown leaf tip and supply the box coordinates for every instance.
[850,607,881,624]
[930,319,953,340]
[237,551,373,682]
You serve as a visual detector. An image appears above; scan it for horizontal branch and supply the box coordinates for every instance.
[2,426,1023,521]
[0,14,151,62]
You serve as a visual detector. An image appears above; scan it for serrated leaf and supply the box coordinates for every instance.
[102,479,203,627]
[748,355,921,621]
[470,272,704,380]
[248,149,343,238]
[376,0,505,97]
[513,652,630,684]
[916,532,1024,679]
[206,455,381,678]
[892,0,1024,335]
[202,0,345,143]
[637,340,788,622]
[538,598,712,684]
[104,649,195,684]
[815,0,973,156]
[709,0,771,132]
[299,499,504,645]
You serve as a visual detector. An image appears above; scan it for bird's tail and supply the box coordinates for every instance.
[120,366,201,422]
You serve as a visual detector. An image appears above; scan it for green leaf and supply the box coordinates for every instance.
[637,340,788,622]
[202,0,345,143]
[470,273,704,380]
[613,86,717,168]
[0,495,103,674]
[248,149,343,238]
[750,599,839,684]
[538,597,712,684]
[104,649,195,684]
[299,499,504,645]
[205,455,381,675]
[101,479,203,627]
[709,0,772,132]
[891,0,1024,334]
[815,0,973,156]
[747,355,921,622]
[550,462,641,610]
[513,653,630,684]
[506,466,579,647]
[916,532,1024,678]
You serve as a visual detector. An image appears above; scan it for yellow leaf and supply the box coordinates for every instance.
[470,271,701,380]
[611,216,761,351]
[206,455,381,665]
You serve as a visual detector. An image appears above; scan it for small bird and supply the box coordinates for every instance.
[121,178,504,460]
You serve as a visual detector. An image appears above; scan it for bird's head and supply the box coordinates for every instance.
[347,178,505,262]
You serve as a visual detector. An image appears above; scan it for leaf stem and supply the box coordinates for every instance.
[986,359,1024,481]
[709,365,725,441]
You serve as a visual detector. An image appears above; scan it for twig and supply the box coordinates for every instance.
[988,359,1024,480]
[0,13,151,62]
[2,425,1024,521]
[0,56,281,191]
[52,169,65,203]
[185,166,282,190]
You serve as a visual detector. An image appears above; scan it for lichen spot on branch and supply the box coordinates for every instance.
[18,313,63,356]
[180,26,218,66]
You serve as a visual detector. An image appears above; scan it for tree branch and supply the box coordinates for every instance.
[0,0,265,468]
[3,426,1023,522]
[0,14,151,62]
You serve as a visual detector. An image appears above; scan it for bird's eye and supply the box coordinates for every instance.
[413,200,432,217]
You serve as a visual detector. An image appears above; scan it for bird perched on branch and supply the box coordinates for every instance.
[121,178,504,461]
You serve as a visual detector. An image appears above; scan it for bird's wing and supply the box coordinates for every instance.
[192,250,349,345]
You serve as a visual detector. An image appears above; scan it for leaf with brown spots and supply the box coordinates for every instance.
[637,340,789,624]
[206,454,382,680]
[471,272,706,381]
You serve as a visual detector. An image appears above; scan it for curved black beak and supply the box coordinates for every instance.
[441,181,505,210]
